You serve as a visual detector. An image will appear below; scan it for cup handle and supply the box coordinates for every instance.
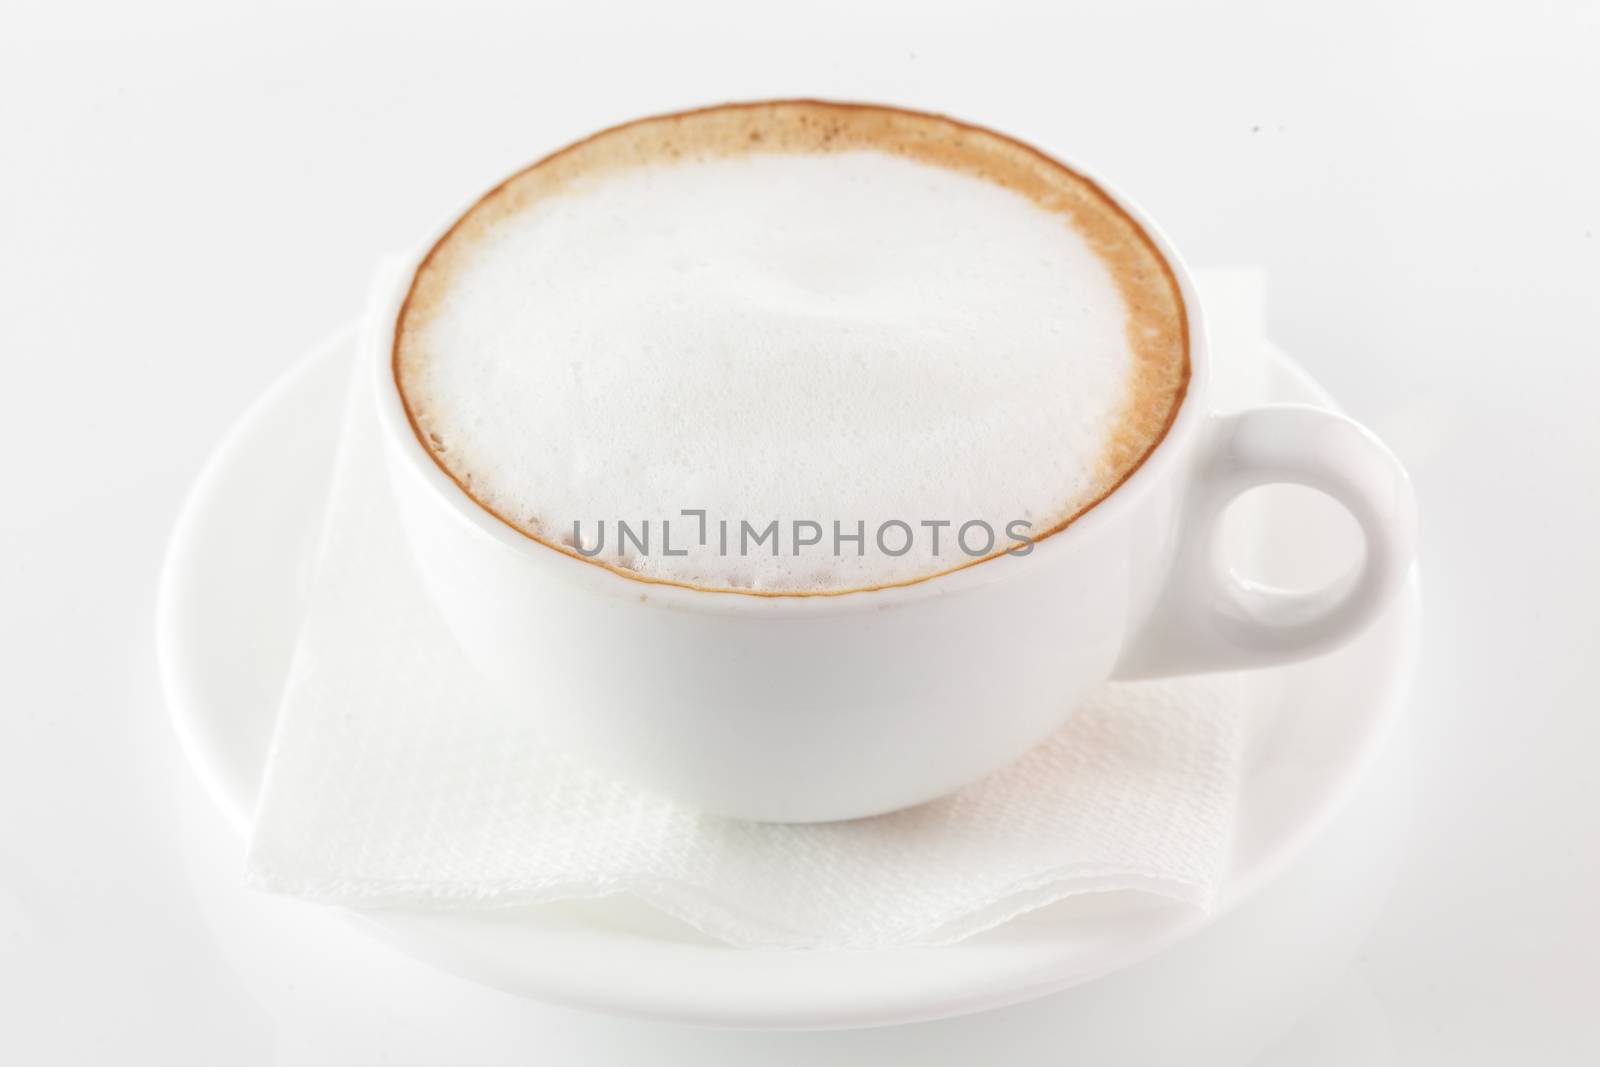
[1113,404,1417,680]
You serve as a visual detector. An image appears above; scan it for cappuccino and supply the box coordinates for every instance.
[395,101,1187,594]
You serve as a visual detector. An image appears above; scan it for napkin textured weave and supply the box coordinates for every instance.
[246,269,1265,949]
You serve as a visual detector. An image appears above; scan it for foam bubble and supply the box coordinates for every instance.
[400,136,1179,593]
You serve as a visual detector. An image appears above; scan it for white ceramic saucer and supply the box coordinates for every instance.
[157,327,1420,1030]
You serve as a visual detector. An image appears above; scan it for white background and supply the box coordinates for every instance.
[2,1,1597,1062]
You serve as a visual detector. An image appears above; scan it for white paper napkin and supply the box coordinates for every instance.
[246,268,1267,950]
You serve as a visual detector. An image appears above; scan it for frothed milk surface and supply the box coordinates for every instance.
[396,102,1187,594]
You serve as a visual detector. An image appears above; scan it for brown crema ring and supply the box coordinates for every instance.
[394,99,1189,597]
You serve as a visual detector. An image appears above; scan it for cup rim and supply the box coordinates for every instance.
[370,98,1211,617]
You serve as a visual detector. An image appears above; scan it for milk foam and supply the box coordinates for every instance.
[401,146,1166,592]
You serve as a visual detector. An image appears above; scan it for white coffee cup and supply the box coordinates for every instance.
[368,115,1417,824]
